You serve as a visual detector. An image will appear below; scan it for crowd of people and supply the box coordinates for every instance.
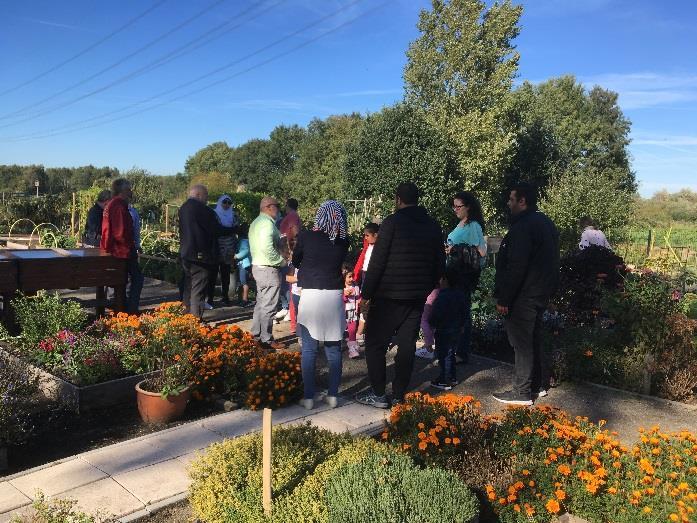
[91,177,569,411]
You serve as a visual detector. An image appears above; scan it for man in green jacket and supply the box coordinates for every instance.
[249,196,285,350]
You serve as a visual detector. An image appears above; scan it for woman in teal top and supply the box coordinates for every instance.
[446,191,487,368]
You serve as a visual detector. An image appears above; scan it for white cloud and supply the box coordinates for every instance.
[580,72,697,110]
[633,134,697,147]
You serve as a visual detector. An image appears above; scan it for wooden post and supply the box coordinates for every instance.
[646,229,653,257]
[262,408,272,516]
[164,205,169,234]
[71,192,76,237]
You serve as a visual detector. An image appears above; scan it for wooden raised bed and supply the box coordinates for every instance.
[0,343,153,413]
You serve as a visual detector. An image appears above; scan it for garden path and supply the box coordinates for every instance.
[2,279,689,521]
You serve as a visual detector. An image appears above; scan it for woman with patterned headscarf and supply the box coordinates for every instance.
[292,200,349,410]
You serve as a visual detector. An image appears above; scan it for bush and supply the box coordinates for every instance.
[244,352,302,410]
[0,356,38,446]
[12,292,89,347]
[9,490,106,522]
[188,424,351,523]
[272,438,391,523]
[325,448,479,523]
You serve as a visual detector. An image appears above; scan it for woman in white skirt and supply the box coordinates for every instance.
[292,200,349,409]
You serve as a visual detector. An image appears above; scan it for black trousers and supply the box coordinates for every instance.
[504,296,550,396]
[182,260,213,318]
[365,298,424,400]
[207,263,232,302]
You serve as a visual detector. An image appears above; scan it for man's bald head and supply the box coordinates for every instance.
[189,184,208,203]
[260,196,279,218]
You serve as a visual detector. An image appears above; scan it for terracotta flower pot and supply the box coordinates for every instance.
[135,380,190,424]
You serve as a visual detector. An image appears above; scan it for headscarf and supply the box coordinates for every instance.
[313,200,347,243]
[214,194,237,227]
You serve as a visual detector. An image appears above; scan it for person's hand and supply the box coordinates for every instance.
[445,245,452,255]
[496,304,509,315]
[344,287,352,296]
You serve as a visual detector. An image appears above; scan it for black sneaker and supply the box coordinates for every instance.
[492,390,533,406]
[355,391,390,409]
[430,380,453,391]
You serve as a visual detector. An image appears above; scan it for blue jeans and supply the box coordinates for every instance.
[300,325,342,400]
[456,290,472,360]
[279,266,289,310]
[126,251,144,314]
[436,328,460,382]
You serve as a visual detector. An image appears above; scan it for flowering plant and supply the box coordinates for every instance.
[244,352,302,410]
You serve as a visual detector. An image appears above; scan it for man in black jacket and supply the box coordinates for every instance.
[83,190,111,247]
[493,183,559,406]
[179,184,235,318]
[356,183,445,408]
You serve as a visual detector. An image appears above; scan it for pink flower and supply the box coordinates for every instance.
[671,290,682,301]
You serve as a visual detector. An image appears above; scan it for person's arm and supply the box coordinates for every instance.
[428,294,446,329]
[496,223,533,308]
[361,217,395,300]
[235,239,250,260]
[579,229,591,249]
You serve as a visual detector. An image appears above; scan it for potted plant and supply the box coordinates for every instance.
[113,308,198,424]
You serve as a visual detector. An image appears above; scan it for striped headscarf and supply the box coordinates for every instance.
[313,200,348,242]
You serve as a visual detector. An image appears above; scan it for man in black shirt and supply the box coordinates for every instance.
[356,183,445,408]
[179,184,235,318]
[493,183,560,406]
[83,190,111,247]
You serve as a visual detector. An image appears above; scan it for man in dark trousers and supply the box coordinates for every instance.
[84,189,111,247]
[493,183,560,406]
[101,179,143,313]
[356,182,445,408]
[178,184,235,318]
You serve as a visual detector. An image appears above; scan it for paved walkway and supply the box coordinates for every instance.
[2,281,691,521]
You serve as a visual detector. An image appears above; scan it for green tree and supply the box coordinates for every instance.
[344,104,457,227]
[230,138,273,193]
[184,141,236,182]
[540,166,634,251]
[283,114,363,219]
[124,167,167,221]
[404,0,522,220]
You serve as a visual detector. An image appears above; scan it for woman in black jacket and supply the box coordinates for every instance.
[292,200,349,410]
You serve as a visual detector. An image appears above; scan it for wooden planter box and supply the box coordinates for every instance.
[0,344,153,413]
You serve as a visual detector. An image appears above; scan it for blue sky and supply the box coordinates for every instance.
[0,0,696,196]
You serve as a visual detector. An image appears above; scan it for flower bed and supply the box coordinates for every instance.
[1,295,302,411]
[381,393,696,523]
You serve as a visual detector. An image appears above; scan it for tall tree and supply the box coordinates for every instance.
[184,141,236,183]
[404,0,522,219]
[344,104,457,227]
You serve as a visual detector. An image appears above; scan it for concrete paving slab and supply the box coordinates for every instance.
[298,409,357,433]
[112,459,190,506]
[0,482,31,513]
[142,422,223,458]
[9,458,107,498]
[174,451,200,468]
[200,409,262,438]
[81,439,172,476]
[326,401,388,429]
[0,505,34,523]
[56,477,143,519]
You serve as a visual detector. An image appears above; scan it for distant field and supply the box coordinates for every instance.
[614,224,697,268]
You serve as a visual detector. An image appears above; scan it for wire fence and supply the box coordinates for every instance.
[614,227,697,270]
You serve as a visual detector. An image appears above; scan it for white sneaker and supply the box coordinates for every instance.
[534,389,548,399]
[300,398,314,410]
[348,347,360,359]
[415,347,435,359]
[202,302,214,310]
[357,334,365,346]
[325,396,338,408]
[281,310,291,322]
[275,309,289,321]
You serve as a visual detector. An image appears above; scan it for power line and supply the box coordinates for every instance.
[0,0,284,131]
[0,0,169,98]
[0,0,228,122]
[2,0,380,142]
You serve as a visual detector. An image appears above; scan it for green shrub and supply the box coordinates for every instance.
[188,424,351,523]
[272,438,391,523]
[0,356,38,446]
[325,449,479,523]
[10,490,105,522]
[11,292,88,347]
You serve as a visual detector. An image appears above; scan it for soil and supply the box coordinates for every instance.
[2,398,222,477]
[136,500,195,522]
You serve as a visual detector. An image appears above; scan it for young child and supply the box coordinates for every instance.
[234,223,252,307]
[343,267,361,359]
[353,223,379,345]
[429,266,468,390]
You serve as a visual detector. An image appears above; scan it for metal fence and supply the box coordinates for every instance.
[614,227,697,269]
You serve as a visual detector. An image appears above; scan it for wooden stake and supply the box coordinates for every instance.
[164,204,169,234]
[71,192,76,237]
[262,408,272,516]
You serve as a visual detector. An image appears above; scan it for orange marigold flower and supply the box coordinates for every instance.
[558,464,571,476]
[545,499,560,514]
[555,490,566,500]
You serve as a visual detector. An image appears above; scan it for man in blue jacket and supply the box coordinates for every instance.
[493,183,559,406]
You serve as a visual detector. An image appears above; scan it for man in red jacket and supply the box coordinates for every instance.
[101,178,143,313]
